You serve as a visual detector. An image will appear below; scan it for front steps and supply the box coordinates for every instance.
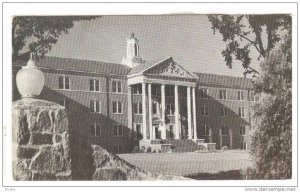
[161,139,203,152]
[139,139,216,153]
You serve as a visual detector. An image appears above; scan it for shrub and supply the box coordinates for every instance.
[221,146,229,150]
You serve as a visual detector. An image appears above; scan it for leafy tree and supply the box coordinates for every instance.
[208,15,292,179]
[207,15,291,75]
[250,33,292,179]
[12,16,99,61]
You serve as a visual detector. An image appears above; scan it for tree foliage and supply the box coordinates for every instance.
[207,15,291,75]
[12,16,99,61]
[250,33,292,179]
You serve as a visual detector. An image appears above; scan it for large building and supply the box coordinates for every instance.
[13,33,254,153]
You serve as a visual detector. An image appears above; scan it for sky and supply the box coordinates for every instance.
[47,15,260,77]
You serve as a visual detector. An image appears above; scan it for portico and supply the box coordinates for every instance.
[127,57,199,142]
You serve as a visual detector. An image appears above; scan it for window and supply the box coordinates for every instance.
[90,100,101,113]
[221,107,228,117]
[113,101,123,114]
[199,88,208,98]
[59,99,70,110]
[239,107,245,118]
[90,79,100,91]
[112,81,122,93]
[219,89,227,100]
[201,125,209,136]
[136,124,142,140]
[166,86,174,97]
[90,123,101,136]
[200,106,209,116]
[113,124,123,136]
[114,144,124,153]
[152,102,159,114]
[152,86,159,96]
[132,84,142,94]
[221,126,229,136]
[166,104,175,115]
[238,91,244,101]
[240,142,247,150]
[240,126,246,135]
[58,76,70,90]
[134,102,143,114]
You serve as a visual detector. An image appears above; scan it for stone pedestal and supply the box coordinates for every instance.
[12,98,71,180]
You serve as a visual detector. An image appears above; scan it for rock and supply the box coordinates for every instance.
[13,160,32,181]
[30,146,66,174]
[93,168,127,180]
[36,110,52,132]
[54,135,62,143]
[31,133,53,145]
[54,109,68,133]
[17,146,39,159]
[91,145,191,181]
[32,172,56,181]
[17,115,30,145]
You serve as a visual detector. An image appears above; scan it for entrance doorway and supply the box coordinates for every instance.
[154,125,161,139]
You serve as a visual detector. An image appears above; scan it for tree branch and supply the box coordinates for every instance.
[238,34,265,57]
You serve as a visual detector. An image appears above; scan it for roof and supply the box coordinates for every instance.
[13,56,253,89]
[127,59,159,75]
[194,72,253,89]
[13,56,131,76]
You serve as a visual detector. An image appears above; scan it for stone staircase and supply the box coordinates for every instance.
[161,139,203,153]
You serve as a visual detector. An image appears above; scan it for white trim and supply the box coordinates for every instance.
[52,89,128,95]
[127,57,172,78]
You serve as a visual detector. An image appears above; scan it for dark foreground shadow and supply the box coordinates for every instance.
[186,170,243,180]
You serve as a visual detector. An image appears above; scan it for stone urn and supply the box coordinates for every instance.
[16,54,45,98]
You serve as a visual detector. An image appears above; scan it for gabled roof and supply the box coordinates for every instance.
[127,59,160,75]
[128,57,198,79]
[195,72,253,89]
[13,56,131,76]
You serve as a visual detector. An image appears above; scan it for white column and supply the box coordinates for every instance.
[142,83,147,140]
[174,85,180,139]
[148,83,153,139]
[209,128,212,143]
[187,86,192,139]
[229,128,233,149]
[161,84,166,139]
[219,128,223,149]
[192,87,197,140]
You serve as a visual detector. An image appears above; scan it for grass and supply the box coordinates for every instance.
[118,150,253,179]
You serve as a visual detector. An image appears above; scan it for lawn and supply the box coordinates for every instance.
[118,150,253,179]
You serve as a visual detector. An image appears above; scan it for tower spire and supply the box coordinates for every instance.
[121,33,144,68]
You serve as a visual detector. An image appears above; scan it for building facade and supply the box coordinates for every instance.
[13,34,253,153]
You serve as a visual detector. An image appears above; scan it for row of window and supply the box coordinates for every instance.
[90,123,124,137]
[59,77,253,102]
[60,98,246,118]
[59,76,123,93]
[90,101,123,114]
[199,88,254,101]
[133,101,173,115]
[201,125,247,136]
[200,106,246,118]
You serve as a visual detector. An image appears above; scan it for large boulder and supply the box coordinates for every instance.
[91,145,190,181]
